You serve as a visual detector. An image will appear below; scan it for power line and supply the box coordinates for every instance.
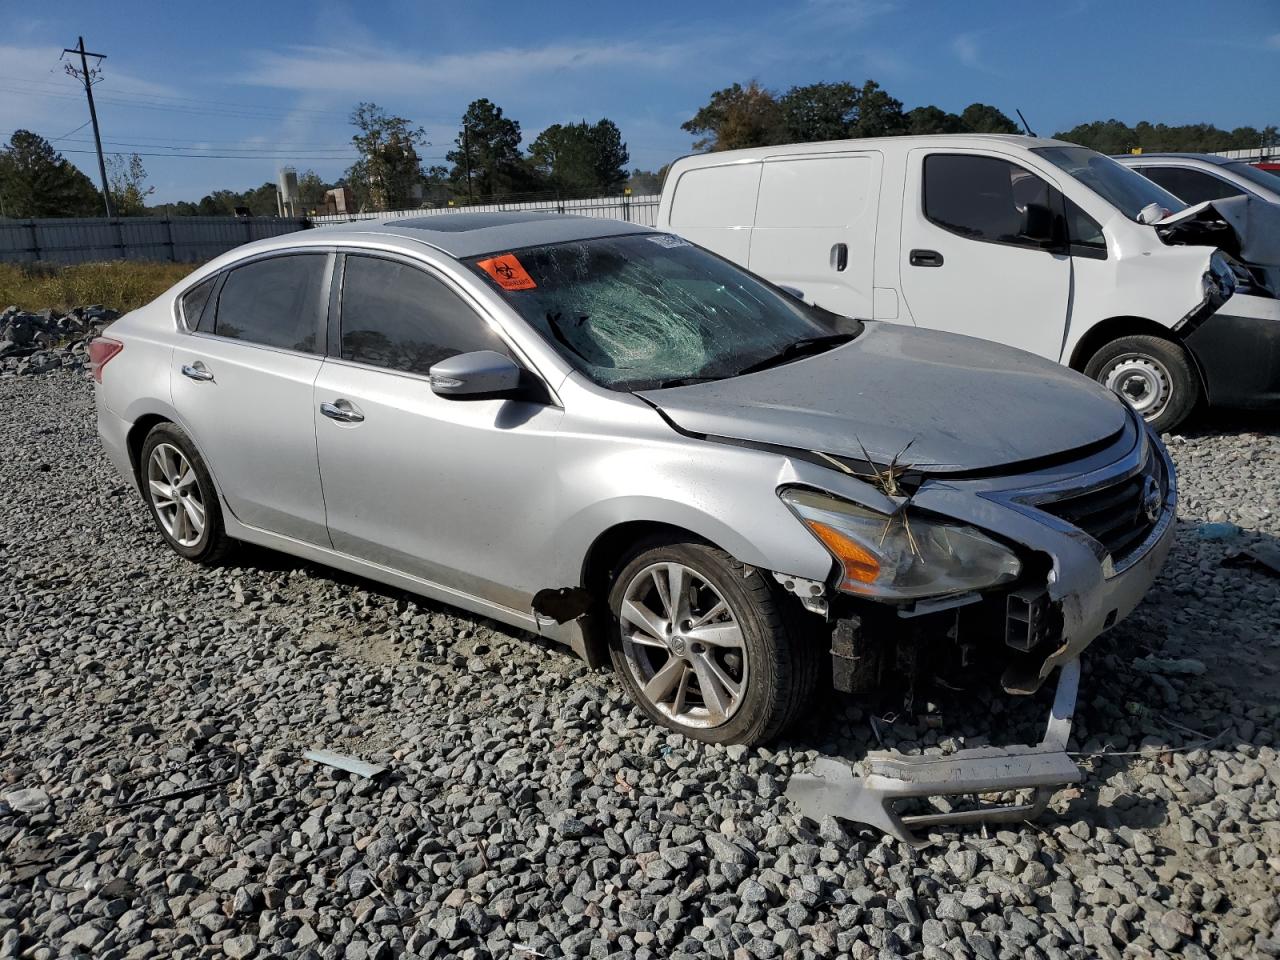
[50,119,92,141]
[56,147,450,162]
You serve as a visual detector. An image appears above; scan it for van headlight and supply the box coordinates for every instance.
[780,488,1021,600]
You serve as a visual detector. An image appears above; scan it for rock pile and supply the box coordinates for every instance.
[0,304,118,376]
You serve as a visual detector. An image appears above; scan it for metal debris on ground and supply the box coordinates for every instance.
[110,747,242,809]
[1221,542,1280,577]
[302,749,386,779]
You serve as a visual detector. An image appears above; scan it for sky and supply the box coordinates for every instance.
[1,0,1277,205]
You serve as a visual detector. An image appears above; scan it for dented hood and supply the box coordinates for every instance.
[639,322,1128,473]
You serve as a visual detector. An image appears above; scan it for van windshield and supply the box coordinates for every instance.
[467,233,860,392]
[1032,146,1187,221]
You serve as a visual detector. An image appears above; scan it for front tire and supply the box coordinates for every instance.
[607,539,819,746]
[139,423,232,564]
[1084,334,1200,433]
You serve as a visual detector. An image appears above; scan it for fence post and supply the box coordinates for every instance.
[164,219,176,262]
[27,219,41,262]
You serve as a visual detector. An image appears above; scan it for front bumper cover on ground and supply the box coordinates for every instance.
[787,659,1082,846]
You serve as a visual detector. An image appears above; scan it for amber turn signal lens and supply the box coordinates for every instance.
[806,520,881,585]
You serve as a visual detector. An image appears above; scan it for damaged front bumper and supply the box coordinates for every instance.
[786,415,1177,843]
[788,659,1082,846]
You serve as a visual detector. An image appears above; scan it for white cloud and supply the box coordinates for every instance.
[951,31,984,70]
[239,40,690,97]
[1267,32,1280,50]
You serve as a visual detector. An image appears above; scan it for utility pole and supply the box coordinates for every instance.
[62,36,113,218]
[463,123,474,204]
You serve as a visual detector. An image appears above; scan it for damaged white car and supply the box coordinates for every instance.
[92,213,1176,839]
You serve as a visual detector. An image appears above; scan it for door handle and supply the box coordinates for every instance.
[909,249,944,267]
[830,242,848,272]
[320,400,365,424]
[180,362,214,382]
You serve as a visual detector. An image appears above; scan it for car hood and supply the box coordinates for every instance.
[637,322,1128,474]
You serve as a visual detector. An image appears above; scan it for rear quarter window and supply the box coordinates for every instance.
[180,277,215,330]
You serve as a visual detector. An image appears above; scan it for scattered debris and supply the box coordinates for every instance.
[1221,542,1280,577]
[1195,521,1241,541]
[111,748,242,809]
[1133,655,1208,676]
[1,786,52,814]
[303,749,386,779]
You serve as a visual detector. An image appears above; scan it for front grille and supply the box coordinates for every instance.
[1037,453,1164,564]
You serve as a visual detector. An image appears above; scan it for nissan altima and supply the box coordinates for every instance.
[91,212,1176,751]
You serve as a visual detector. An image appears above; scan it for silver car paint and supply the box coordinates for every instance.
[94,217,1174,680]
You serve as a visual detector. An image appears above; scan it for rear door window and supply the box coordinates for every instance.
[922,154,1055,249]
[1141,166,1246,204]
[213,254,327,352]
[338,255,511,375]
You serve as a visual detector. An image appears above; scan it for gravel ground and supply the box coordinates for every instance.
[1,368,1277,960]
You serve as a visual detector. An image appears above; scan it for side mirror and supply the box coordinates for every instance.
[1021,203,1058,245]
[429,350,522,398]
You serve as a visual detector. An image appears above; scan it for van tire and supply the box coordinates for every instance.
[1084,335,1200,433]
[606,538,819,746]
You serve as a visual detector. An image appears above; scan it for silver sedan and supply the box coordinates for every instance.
[91,212,1175,747]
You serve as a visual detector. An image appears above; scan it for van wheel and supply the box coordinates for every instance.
[606,539,819,746]
[139,423,233,564]
[1084,335,1200,433]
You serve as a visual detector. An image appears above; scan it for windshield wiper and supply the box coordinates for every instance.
[733,334,855,376]
[653,375,726,388]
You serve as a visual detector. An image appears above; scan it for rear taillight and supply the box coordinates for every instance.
[87,337,123,383]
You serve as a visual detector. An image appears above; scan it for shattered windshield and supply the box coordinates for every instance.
[467,233,860,391]
[1032,146,1187,221]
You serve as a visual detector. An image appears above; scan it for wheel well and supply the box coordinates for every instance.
[576,520,714,668]
[125,414,171,481]
[1067,316,1182,371]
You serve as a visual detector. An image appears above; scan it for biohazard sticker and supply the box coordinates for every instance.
[477,253,537,290]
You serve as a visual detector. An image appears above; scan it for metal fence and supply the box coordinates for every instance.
[309,194,662,228]
[0,216,312,265]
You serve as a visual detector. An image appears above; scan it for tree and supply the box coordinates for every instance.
[348,102,426,211]
[626,168,664,195]
[779,82,859,142]
[905,105,965,135]
[528,119,630,194]
[850,80,906,138]
[0,130,102,218]
[296,169,331,208]
[681,81,785,152]
[959,103,1019,134]
[106,153,154,216]
[1051,118,1278,154]
[446,99,535,201]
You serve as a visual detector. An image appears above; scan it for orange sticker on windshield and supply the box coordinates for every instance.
[477,253,537,291]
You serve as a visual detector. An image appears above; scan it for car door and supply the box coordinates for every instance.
[747,152,881,319]
[314,252,564,612]
[171,251,331,545]
[899,150,1071,359]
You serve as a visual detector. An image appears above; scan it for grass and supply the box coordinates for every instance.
[0,260,199,313]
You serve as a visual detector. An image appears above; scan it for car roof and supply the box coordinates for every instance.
[1113,153,1238,165]
[666,133,1074,169]
[313,210,654,259]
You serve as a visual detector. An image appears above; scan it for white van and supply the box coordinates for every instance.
[657,135,1280,431]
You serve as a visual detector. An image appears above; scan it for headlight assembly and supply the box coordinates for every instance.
[780,488,1021,600]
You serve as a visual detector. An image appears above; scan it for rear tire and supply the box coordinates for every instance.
[1084,334,1200,433]
[139,423,232,564]
[606,538,819,746]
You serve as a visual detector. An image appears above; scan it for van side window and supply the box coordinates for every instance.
[213,254,327,353]
[1140,166,1246,205]
[339,255,511,375]
[922,154,1056,250]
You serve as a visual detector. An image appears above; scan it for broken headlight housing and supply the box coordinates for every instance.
[780,488,1021,600]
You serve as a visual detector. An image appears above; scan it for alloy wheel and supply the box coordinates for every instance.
[147,442,206,547]
[618,561,748,729]
[1102,354,1171,419]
